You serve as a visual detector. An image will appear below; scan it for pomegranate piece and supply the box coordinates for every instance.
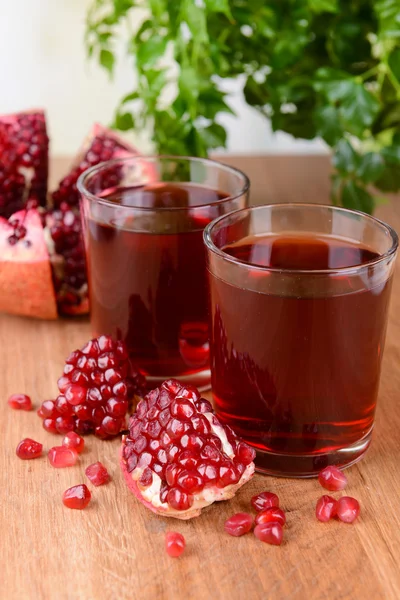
[0,209,57,319]
[251,491,280,512]
[316,495,337,522]
[318,466,348,491]
[48,446,78,468]
[38,335,146,438]
[62,431,85,454]
[165,532,186,558]
[224,513,253,537]
[8,393,32,411]
[16,438,43,460]
[120,379,256,520]
[337,496,360,523]
[254,522,283,546]
[85,461,110,486]
[62,484,91,509]
[255,507,286,527]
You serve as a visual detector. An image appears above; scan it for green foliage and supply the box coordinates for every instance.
[85,0,400,213]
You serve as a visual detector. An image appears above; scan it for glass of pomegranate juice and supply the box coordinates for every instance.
[78,156,249,389]
[204,204,398,476]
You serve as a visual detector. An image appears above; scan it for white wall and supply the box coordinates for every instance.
[0,0,327,156]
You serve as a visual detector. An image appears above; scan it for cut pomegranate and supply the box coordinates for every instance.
[165,532,186,558]
[316,495,337,522]
[254,522,283,546]
[48,446,78,468]
[38,335,146,438]
[8,393,32,411]
[255,507,286,527]
[62,432,85,454]
[120,379,256,520]
[16,438,43,460]
[62,484,91,509]
[318,466,348,491]
[224,513,253,536]
[0,209,57,319]
[251,491,280,512]
[85,461,110,486]
[0,109,48,218]
[337,496,360,523]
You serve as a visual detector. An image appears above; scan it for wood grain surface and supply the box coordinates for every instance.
[2,156,400,600]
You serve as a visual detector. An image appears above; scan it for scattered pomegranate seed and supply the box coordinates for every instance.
[337,496,360,523]
[62,431,85,454]
[255,507,286,527]
[318,466,348,491]
[85,461,110,486]
[16,438,43,460]
[8,393,32,411]
[48,446,78,468]
[254,522,283,546]
[224,513,253,536]
[316,495,337,522]
[251,491,279,512]
[165,532,186,557]
[62,484,91,509]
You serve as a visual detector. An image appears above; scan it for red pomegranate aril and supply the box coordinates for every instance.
[165,532,186,558]
[251,491,280,512]
[337,496,360,523]
[167,488,194,511]
[139,467,153,487]
[55,416,75,434]
[254,522,283,546]
[316,495,337,522]
[106,398,128,417]
[224,513,253,537]
[218,462,240,487]
[85,461,110,486]
[48,446,78,468]
[176,470,204,493]
[16,438,43,459]
[236,442,256,466]
[255,507,286,527]
[8,393,32,411]
[62,431,85,453]
[55,395,73,416]
[65,384,86,406]
[62,484,91,509]
[101,416,122,435]
[43,418,58,433]
[318,466,348,491]
[40,399,57,418]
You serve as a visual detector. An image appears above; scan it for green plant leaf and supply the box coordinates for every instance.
[339,84,380,132]
[182,0,208,43]
[314,105,342,145]
[197,122,227,149]
[197,88,235,120]
[332,140,359,174]
[136,35,168,69]
[205,0,232,18]
[388,48,400,82]
[308,0,338,14]
[356,152,385,184]
[375,0,400,40]
[179,67,199,104]
[341,180,375,213]
[99,48,115,74]
[114,111,135,131]
[121,91,139,104]
[243,76,267,107]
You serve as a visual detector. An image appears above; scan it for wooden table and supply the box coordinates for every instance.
[2,156,400,600]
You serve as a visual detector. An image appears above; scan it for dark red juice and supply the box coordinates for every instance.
[209,234,393,474]
[87,182,228,381]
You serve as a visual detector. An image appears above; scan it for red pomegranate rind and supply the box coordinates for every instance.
[0,209,57,319]
[224,513,253,537]
[16,438,43,459]
[318,466,348,491]
[120,379,256,520]
[165,532,186,557]
[8,393,32,411]
[62,484,91,509]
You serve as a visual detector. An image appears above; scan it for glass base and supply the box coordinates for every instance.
[253,429,373,478]
[146,368,211,393]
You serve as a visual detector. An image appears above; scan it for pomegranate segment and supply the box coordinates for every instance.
[165,532,186,558]
[255,507,286,527]
[16,438,43,460]
[316,495,338,522]
[62,432,85,454]
[251,491,280,512]
[254,522,283,546]
[38,335,146,438]
[8,393,32,411]
[318,466,348,491]
[224,513,253,537]
[85,462,110,486]
[48,446,78,468]
[337,496,360,523]
[121,379,256,519]
[62,484,91,509]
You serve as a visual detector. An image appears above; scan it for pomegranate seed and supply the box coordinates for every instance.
[62,432,84,453]
[62,484,91,509]
[224,513,253,536]
[165,532,185,558]
[251,491,280,512]
[55,416,75,434]
[48,446,78,468]
[43,418,58,433]
[337,496,360,523]
[236,442,256,466]
[167,488,194,511]
[8,393,32,411]
[85,461,110,486]
[16,438,42,459]
[318,466,348,491]
[40,399,57,418]
[255,507,286,527]
[316,495,337,522]
[254,522,283,546]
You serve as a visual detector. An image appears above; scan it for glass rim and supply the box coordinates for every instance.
[203,203,399,276]
[77,154,250,212]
